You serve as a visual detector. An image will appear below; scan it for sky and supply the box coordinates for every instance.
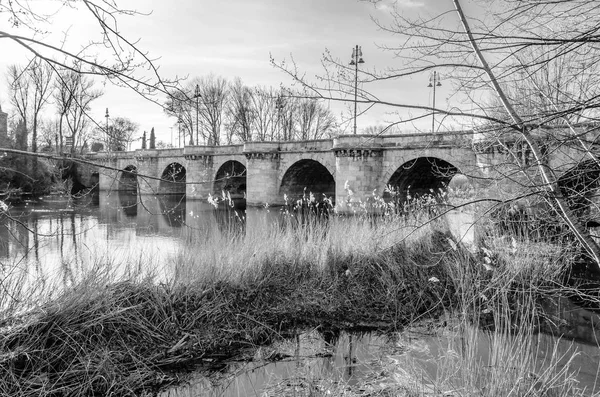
[0,0,465,149]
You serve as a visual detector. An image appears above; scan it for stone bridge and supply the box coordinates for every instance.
[85,128,600,210]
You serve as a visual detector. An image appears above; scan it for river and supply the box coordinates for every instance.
[0,192,258,286]
[1,193,598,395]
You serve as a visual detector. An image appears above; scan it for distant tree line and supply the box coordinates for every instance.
[3,58,147,155]
[164,75,339,145]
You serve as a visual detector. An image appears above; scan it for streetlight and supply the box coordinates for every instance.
[193,84,202,145]
[428,70,442,133]
[105,108,110,151]
[177,115,182,148]
[349,45,365,135]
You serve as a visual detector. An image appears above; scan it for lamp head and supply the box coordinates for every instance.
[350,59,356,66]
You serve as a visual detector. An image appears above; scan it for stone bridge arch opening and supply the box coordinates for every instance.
[279,159,335,203]
[385,157,458,204]
[119,165,138,192]
[558,160,600,227]
[213,160,247,202]
[159,163,186,194]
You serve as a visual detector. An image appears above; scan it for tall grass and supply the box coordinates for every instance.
[0,199,464,396]
[389,219,597,397]
[0,193,597,396]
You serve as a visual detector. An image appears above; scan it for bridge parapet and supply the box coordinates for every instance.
[243,141,280,161]
[279,139,332,153]
[333,135,383,159]
[381,131,473,149]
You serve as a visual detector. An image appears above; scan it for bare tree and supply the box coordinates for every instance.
[54,66,103,153]
[276,95,298,142]
[106,116,139,151]
[251,87,280,141]
[28,59,54,153]
[1,2,179,106]
[6,64,30,150]
[164,83,196,145]
[37,118,59,151]
[294,98,338,140]
[197,75,229,146]
[225,78,255,143]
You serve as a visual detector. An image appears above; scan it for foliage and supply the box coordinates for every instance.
[0,151,55,196]
[150,127,156,149]
[105,116,139,151]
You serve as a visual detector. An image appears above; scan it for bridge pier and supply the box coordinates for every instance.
[333,135,384,213]
[136,157,159,195]
[244,142,282,206]
[184,147,215,199]
[97,158,120,192]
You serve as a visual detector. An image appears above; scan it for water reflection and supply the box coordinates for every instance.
[162,310,600,397]
[0,193,250,288]
[118,191,137,218]
[157,195,186,228]
[161,331,383,397]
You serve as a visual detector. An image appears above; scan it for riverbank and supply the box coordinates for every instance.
[0,210,596,396]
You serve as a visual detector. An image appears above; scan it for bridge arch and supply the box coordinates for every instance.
[558,160,600,227]
[213,160,247,200]
[118,165,138,192]
[383,157,459,202]
[279,159,335,203]
[159,162,186,194]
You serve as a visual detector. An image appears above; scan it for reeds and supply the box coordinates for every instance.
[0,206,464,396]
[1,193,597,396]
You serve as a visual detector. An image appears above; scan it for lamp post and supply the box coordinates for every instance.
[193,84,201,146]
[105,108,110,151]
[349,45,365,135]
[428,71,442,133]
[177,115,182,148]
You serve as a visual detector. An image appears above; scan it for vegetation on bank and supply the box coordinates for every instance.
[0,197,597,396]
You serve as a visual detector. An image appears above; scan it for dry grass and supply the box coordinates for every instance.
[0,211,462,396]
[1,196,597,397]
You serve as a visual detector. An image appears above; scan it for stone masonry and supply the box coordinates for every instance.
[87,132,481,211]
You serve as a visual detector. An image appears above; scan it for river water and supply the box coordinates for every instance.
[0,192,256,287]
[1,193,598,395]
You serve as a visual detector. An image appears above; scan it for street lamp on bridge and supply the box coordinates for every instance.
[349,45,365,135]
[193,84,202,146]
[428,71,442,133]
[177,115,182,148]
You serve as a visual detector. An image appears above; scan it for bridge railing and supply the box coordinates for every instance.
[279,139,333,152]
[381,131,474,148]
